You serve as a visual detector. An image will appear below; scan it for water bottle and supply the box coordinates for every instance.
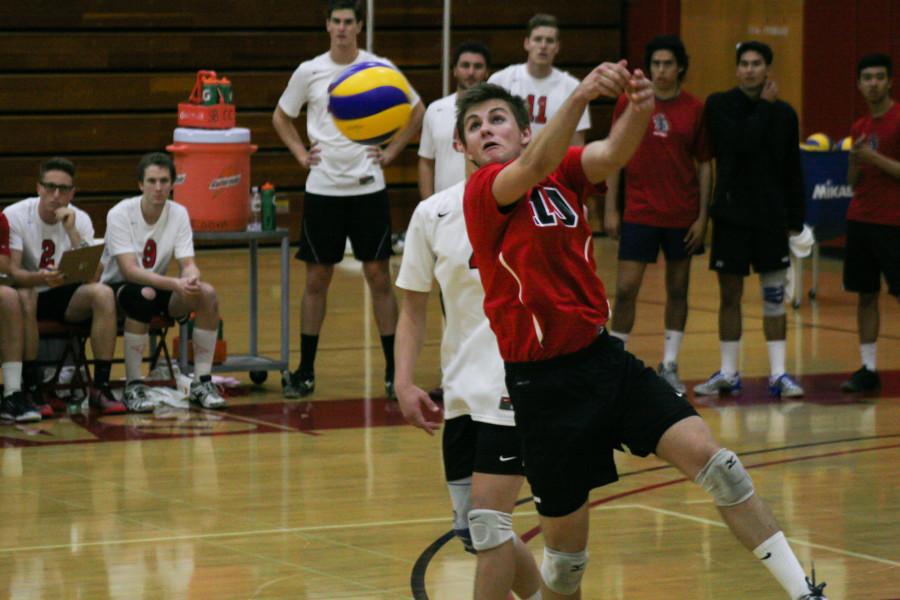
[248,186,262,232]
[261,182,276,231]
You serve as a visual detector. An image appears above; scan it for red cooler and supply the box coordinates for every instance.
[167,127,257,232]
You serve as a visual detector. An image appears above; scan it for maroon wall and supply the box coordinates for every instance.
[803,0,900,138]
[624,0,681,71]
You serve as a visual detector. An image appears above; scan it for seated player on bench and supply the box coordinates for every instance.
[3,157,123,416]
[100,152,226,411]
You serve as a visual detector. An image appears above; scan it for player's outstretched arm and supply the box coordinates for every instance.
[395,289,442,435]
[492,61,633,206]
[581,70,655,184]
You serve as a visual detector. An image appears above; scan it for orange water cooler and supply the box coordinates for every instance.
[167,127,257,232]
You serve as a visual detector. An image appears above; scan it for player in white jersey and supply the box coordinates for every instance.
[101,152,225,412]
[418,42,491,198]
[4,157,123,416]
[273,0,424,400]
[488,13,590,145]
[396,171,542,599]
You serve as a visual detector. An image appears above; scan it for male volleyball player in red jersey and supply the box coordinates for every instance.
[841,52,900,393]
[604,35,712,394]
[458,63,827,599]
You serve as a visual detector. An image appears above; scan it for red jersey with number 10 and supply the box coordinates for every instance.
[464,147,609,363]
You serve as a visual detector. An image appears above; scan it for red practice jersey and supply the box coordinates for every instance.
[613,91,710,228]
[0,213,10,257]
[848,101,900,226]
[463,147,609,363]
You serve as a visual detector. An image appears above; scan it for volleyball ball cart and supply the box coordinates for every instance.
[793,133,853,307]
[170,70,291,387]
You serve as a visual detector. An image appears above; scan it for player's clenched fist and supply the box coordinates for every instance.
[578,60,631,102]
[626,69,654,112]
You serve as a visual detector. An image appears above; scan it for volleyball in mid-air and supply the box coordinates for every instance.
[837,136,853,151]
[328,61,413,145]
[800,132,833,151]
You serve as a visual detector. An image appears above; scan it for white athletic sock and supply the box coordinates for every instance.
[123,332,148,383]
[609,330,629,346]
[720,341,740,378]
[192,328,218,379]
[767,341,787,380]
[752,531,809,599]
[663,330,684,366]
[2,362,22,396]
[860,343,877,371]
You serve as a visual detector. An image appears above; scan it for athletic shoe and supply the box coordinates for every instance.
[122,382,156,413]
[28,389,54,418]
[840,366,880,393]
[657,362,686,395]
[693,371,742,396]
[89,385,127,415]
[190,379,227,409]
[1,392,42,423]
[282,370,315,399]
[768,373,804,398]
[799,567,827,599]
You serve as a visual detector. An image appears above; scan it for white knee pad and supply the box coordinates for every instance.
[468,509,514,552]
[695,448,755,506]
[541,546,589,595]
[760,270,787,316]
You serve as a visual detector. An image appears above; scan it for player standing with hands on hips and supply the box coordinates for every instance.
[273,0,424,399]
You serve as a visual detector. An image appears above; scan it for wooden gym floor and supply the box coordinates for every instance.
[1,239,898,599]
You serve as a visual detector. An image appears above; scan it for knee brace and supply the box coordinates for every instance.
[540,546,589,595]
[760,270,787,316]
[695,448,755,506]
[115,283,161,324]
[468,509,514,552]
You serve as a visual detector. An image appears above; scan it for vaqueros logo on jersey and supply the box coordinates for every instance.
[652,113,670,137]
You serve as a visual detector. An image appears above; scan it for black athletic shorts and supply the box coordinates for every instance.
[843,220,900,296]
[442,415,525,480]
[504,330,698,518]
[709,219,790,275]
[110,281,182,323]
[618,222,704,263]
[296,190,393,264]
[37,283,82,322]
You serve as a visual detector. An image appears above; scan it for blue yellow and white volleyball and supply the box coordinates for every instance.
[328,61,413,145]
[837,136,853,151]
[800,132,833,151]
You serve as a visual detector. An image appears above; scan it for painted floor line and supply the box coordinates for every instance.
[632,504,900,567]
[0,504,640,556]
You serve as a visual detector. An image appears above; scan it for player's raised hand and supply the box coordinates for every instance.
[626,69,655,112]
[579,60,631,102]
[396,382,442,436]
